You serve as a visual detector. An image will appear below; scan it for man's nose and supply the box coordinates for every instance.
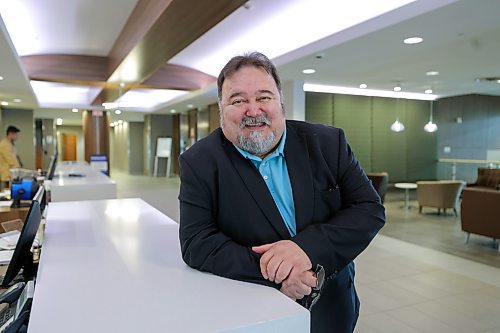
[245,100,262,117]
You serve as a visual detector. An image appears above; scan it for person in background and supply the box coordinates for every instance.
[0,126,21,189]
[178,52,385,333]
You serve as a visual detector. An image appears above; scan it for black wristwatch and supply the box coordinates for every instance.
[300,264,325,310]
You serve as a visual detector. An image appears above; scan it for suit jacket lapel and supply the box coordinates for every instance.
[222,137,291,239]
[284,124,314,232]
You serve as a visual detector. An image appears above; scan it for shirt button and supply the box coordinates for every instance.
[263,175,268,180]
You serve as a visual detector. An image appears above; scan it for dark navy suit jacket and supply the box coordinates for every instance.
[179,120,385,333]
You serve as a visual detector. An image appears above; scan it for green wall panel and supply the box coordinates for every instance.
[305,92,333,125]
[305,93,439,183]
[333,95,372,171]
[372,97,407,181]
[406,100,437,181]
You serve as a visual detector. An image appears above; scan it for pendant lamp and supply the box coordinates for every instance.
[390,98,405,132]
[424,100,438,132]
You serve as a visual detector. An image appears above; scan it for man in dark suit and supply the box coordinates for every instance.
[179,52,385,333]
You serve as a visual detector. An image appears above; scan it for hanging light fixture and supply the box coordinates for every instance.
[390,118,405,132]
[390,97,405,132]
[424,100,438,132]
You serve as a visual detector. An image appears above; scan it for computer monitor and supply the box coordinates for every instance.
[32,185,46,215]
[46,152,58,180]
[1,199,42,287]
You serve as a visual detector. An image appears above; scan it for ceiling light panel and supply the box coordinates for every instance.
[170,0,416,76]
[114,89,188,111]
[30,81,102,108]
[304,83,437,100]
[0,0,138,56]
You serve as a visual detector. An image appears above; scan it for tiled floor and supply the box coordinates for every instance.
[112,172,500,332]
[355,236,500,332]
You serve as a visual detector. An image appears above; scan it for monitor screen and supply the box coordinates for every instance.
[1,199,42,287]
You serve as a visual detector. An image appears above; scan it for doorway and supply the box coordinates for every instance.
[62,133,77,161]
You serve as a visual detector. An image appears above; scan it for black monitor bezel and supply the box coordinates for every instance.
[47,152,58,180]
[32,186,46,214]
[1,200,42,287]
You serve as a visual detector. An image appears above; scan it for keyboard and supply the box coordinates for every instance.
[0,305,14,329]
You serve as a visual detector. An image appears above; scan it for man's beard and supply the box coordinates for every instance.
[237,116,276,156]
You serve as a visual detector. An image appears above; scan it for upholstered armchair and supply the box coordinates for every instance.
[469,168,500,190]
[367,172,389,204]
[416,180,466,216]
[461,187,500,243]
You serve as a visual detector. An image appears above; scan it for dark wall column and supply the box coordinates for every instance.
[82,110,110,168]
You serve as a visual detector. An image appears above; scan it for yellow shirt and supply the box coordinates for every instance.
[0,137,20,181]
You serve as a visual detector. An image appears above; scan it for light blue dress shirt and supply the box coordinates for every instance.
[234,128,296,236]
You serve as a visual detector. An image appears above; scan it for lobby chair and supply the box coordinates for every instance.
[416,180,466,216]
[367,172,389,204]
[461,187,500,244]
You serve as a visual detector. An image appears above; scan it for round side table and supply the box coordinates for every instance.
[394,183,418,209]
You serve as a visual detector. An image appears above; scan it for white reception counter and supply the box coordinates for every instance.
[28,198,309,332]
[49,162,117,202]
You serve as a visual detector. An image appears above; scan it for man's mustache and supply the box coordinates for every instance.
[240,116,271,128]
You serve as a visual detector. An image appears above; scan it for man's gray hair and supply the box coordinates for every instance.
[217,52,284,108]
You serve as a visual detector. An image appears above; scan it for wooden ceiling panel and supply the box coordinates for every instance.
[19,0,246,107]
[21,54,109,82]
[108,0,247,85]
[107,0,174,77]
[143,64,216,90]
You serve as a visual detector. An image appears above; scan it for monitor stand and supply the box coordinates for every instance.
[10,190,30,209]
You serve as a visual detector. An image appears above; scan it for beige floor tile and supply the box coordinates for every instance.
[388,274,453,299]
[409,269,493,294]
[356,280,427,311]
[480,328,500,333]
[386,306,461,333]
[414,300,495,332]
[360,312,421,333]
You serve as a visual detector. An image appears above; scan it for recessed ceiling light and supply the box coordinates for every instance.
[497,80,500,84]
[0,101,8,106]
[186,104,194,108]
[72,108,78,112]
[12,98,22,103]
[426,71,439,76]
[170,109,176,113]
[0,76,3,80]
[243,2,254,10]
[359,83,367,89]
[114,109,122,115]
[425,89,433,94]
[403,36,423,44]
[393,86,402,92]
[302,69,316,74]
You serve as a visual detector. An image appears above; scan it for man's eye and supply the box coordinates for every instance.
[257,96,272,102]
[231,99,246,106]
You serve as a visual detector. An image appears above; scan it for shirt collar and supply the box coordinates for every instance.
[234,127,287,162]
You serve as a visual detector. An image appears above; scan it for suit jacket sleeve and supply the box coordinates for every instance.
[178,153,278,288]
[291,127,385,277]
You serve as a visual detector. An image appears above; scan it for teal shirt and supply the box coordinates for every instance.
[234,129,296,236]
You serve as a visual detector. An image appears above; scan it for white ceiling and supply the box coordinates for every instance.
[1,0,500,123]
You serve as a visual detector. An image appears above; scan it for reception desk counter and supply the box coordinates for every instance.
[28,198,309,332]
[49,162,117,202]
